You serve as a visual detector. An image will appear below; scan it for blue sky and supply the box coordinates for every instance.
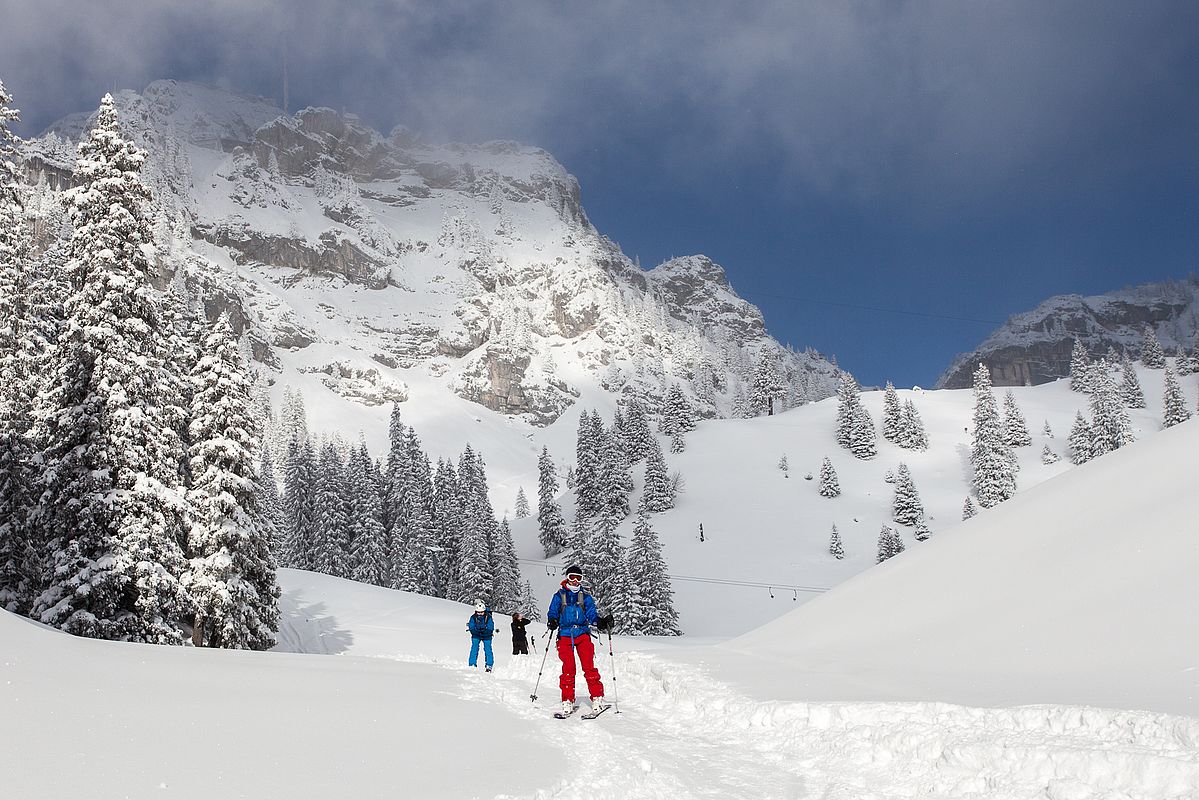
[3,0,1199,387]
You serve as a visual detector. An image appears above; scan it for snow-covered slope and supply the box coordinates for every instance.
[715,416,1199,716]
[509,361,1189,638]
[7,425,1199,800]
[937,278,1199,389]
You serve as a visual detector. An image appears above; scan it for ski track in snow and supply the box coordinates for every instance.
[388,644,1199,800]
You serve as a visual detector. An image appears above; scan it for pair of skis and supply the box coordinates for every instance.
[554,704,611,720]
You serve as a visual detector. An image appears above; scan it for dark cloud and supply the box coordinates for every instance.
[3,0,1197,211]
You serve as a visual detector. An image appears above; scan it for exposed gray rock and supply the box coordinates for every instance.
[937,279,1199,389]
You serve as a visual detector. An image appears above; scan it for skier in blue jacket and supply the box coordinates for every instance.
[546,565,614,717]
[467,601,495,672]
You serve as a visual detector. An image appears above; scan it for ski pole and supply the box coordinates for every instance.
[606,630,620,714]
[530,630,553,702]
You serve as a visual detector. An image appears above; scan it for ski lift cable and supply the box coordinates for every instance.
[517,557,829,594]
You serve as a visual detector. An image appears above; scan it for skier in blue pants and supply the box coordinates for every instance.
[467,601,495,672]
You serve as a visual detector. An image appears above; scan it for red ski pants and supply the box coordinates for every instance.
[557,633,604,702]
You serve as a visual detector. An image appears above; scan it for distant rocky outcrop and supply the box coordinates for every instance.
[936,279,1199,389]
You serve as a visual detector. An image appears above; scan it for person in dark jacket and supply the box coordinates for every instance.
[546,565,614,716]
[467,601,495,672]
[511,612,532,655]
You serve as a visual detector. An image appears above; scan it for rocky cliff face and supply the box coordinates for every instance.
[936,279,1199,389]
[18,80,842,426]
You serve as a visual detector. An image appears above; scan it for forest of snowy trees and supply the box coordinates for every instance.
[0,91,279,647]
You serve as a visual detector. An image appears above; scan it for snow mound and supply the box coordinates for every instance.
[720,417,1199,716]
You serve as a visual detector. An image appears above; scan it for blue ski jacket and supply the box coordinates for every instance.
[546,582,598,639]
[468,610,495,640]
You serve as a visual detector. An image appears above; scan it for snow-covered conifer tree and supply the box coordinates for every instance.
[1001,391,1032,447]
[430,458,461,593]
[1162,366,1192,429]
[348,442,389,587]
[876,525,905,563]
[970,363,1016,508]
[536,447,567,557]
[881,381,902,443]
[490,517,522,614]
[891,463,924,526]
[622,398,655,463]
[835,372,876,459]
[1067,411,1094,465]
[818,457,840,498]
[640,436,674,513]
[0,80,33,612]
[828,524,844,559]
[777,454,789,476]
[1140,325,1165,369]
[1120,355,1146,409]
[1088,370,1134,457]
[32,95,191,643]
[382,403,409,536]
[182,315,280,649]
[1041,444,1060,465]
[898,399,928,450]
[729,382,749,419]
[914,515,931,542]
[256,442,286,564]
[749,350,784,416]
[625,511,681,635]
[1042,420,1054,438]
[1069,340,1091,392]
[397,428,438,595]
[312,442,352,578]
[962,497,978,520]
[514,487,530,519]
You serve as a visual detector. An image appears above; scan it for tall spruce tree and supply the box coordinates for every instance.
[898,399,929,450]
[311,442,352,578]
[881,381,902,443]
[31,95,191,643]
[282,437,318,570]
[348,442,389,587]
[536,447,567,557]
[1162,366,1192,429]
[490,517,523,613]
[256,442,286,565]
[970,363,1017,508]
[625,511,681,635]
[0,80,33,612]
[1120,355,1146,408]
[432,457,465,595]
[182,316,280,649]
[640,435,674,513]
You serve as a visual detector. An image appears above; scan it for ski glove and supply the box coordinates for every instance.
[597,614,614,633]
[547,618,558,630]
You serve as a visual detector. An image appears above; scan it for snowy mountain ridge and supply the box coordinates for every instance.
[937,277,1199,389]
[17,80,842,439]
